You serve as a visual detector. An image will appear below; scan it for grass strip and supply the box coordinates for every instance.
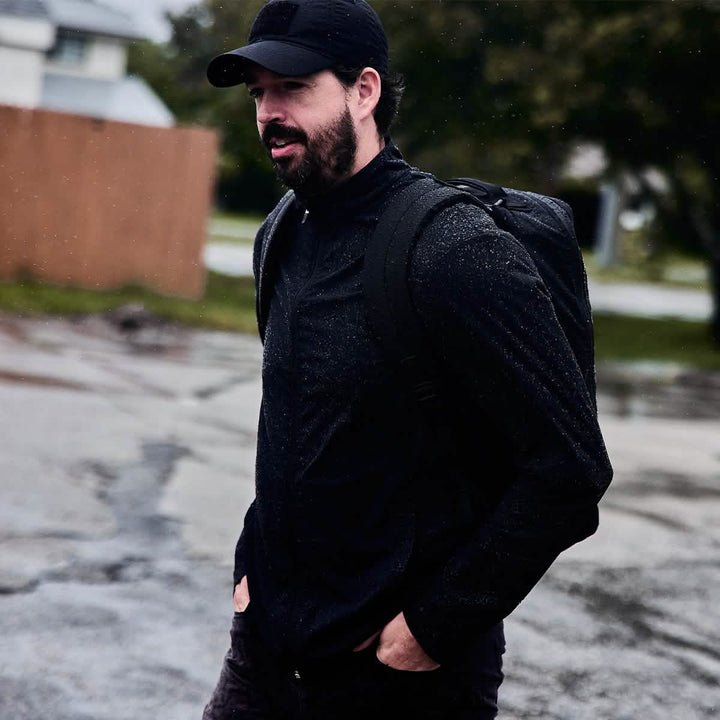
[0,272,257,334]
[207,212,263,245]
[1,277,718,370]
[593,313,720,371]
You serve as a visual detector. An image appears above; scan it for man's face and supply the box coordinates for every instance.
[247,68,358,196]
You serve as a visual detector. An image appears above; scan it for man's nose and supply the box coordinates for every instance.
[256,95,284,126]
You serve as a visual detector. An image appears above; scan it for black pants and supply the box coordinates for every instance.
[202,610,505,719]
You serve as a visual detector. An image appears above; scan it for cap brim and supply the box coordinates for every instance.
[207,41,334,87]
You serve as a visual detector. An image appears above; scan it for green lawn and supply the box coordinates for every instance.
[208,211,263,245]
[583,247,719,369]
[593,313,720,371]
[2,267,719,371]
[0,272,257,334]
[583,250,709,290]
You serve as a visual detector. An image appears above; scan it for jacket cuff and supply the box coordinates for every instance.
[403,602,451,665]
[232,534,246,590]
[403,599,463,665]
[403,593,503,666]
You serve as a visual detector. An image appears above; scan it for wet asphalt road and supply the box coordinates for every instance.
[0,313,719,719]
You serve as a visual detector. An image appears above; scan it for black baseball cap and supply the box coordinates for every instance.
[207,0,388,88]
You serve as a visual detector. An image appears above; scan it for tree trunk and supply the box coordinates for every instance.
[710,254,720,345]
[664,175,720,346]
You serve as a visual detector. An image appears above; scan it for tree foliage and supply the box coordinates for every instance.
[129,0,720,336]
[129,0,273,211]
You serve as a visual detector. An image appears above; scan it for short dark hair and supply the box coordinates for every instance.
[332,66,405,138]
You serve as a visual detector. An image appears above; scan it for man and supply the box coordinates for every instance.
[203,1,613,718]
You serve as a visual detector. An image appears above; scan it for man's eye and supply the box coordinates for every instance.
[284,82,305,91]
[248,88,263,99]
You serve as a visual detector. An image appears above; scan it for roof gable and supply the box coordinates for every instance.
[45,0,141,39]
[41,72,175,127]
[0,0,49,18]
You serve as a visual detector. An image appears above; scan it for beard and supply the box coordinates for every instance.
[261,106,358,196]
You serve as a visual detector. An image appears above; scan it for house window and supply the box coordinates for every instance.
[48,31,89,66]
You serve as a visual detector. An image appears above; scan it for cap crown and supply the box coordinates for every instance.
[249,0,388,74]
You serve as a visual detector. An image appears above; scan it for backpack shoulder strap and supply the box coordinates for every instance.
[447,177,507,206]
[256,190,297,343]
[362,176,483,404]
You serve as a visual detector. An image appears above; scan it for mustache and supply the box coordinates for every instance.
[261,123,307,148]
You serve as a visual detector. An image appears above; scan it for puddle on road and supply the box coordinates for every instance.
[1,311,194,359]
[4,315,718,418]
[597,364,720,420]
[82,313,193,359]
[611,469,720,501]
[0,369,89,392]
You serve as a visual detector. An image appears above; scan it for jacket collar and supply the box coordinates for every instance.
[297,140,412,220]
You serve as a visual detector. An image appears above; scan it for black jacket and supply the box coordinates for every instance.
[236,142,612,666]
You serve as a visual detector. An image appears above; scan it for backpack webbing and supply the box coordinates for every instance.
[362,177,486,404]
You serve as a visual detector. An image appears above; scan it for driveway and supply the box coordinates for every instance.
[1,313,719,718]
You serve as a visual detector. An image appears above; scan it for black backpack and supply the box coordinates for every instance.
[361,175,596,408]
[256,175,595,408]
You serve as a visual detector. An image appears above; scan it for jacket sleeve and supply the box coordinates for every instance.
[233,525,248,589]
[402,205,613,664]
[253,219,268,288]
[232,502,256,589]
[232,222,269,592]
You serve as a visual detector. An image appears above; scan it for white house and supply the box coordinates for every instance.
[0,0,173,126]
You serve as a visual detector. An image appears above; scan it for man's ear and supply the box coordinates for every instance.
[355,67,381,121]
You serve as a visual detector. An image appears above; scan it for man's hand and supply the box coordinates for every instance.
[375,612,440,671]
[233,575,250,612]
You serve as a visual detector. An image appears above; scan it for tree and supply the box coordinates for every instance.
[378,0,720,341]
[129,0,275,211]
[131,0,720,341]
[563,1,720,341]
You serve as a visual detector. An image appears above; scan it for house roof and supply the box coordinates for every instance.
[45,0,142,39]
[0,0,49,18]
[41,72,174,127]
